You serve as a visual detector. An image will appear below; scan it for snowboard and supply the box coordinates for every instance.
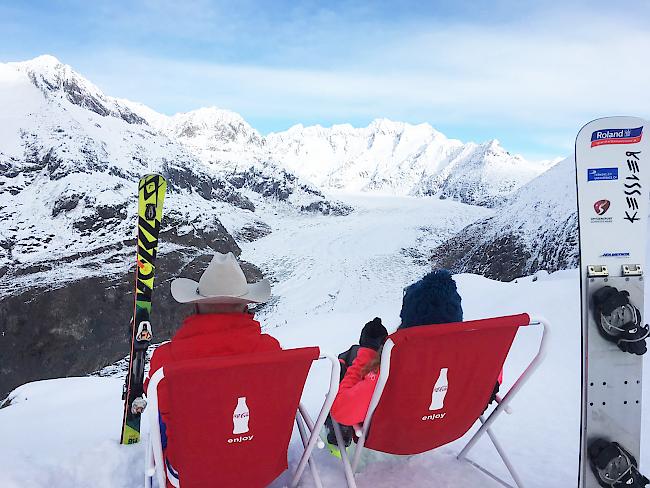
[120,174,167,445]
[576,117,649,487]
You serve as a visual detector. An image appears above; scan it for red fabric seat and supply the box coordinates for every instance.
[330,313,549,488]
[146,347,325,488]
[365,314,525,454]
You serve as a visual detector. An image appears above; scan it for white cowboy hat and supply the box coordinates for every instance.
[171,252,271,304]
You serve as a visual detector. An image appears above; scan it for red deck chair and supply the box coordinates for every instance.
[144,347,340,488]
[331,313,550,488]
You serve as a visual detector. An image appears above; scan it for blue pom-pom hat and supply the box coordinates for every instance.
[398,269,463,329]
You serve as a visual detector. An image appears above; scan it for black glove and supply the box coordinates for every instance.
[359,317,388,351]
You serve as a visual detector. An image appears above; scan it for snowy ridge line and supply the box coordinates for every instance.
[264,122,553,205]
[116,66,556,205]
[0,54,558,288]
[0,55,352,294]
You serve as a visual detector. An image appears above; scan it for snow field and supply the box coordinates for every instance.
[0,194,647,488]
[0,378,145,488]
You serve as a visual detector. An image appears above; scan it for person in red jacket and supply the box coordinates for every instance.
[327,269,466,448]
[140,252,280,488]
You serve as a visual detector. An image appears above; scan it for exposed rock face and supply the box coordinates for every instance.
[0,251,265,397]
[52,192,84,217]
[226,166,353,216]
[431,224,532,282]
[431,158,578,281]
[234,222,272,243]
[300,200,352,215]
[161,162,255,211]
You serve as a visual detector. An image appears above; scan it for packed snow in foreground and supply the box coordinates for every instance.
[1,194,648,488]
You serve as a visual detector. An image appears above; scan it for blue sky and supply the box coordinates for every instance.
[1,0,649,161]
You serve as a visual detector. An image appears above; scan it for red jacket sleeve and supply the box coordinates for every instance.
[331,347,379,426]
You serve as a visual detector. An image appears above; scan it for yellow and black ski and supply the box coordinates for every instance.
[120,174,167,445]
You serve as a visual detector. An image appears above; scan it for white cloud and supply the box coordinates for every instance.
[58,3,650,160]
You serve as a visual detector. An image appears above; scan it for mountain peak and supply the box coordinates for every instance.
[11,54,72,84]
[369,117,404,133]
[367,118,443,140]
[178,106,246,126]
[9,54,146,125]
[166,106,262,146]
[22,54,63,69]
[484,139,504,153]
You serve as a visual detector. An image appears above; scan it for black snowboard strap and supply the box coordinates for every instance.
[597,288,632,316]
[593,286,648,355]
[617,321,649,345]
[589,440,650,488]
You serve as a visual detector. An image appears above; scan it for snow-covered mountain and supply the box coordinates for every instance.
[141,105,266,159]
[126,100,549,208]
[120,101,265,169]
[0,56,349,288]
[0,54,559,399]
[0,55,348,396]
[431,157,577,280]
[123,102,352,214]
[266,120,549,205]
[2,57,242,289]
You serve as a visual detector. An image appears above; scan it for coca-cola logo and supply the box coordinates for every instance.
[232,396,250,435]
[593,200,610,216]
[228,396,253,444]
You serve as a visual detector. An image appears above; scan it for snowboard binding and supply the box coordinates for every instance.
[592,286,649,355]
[588,439,649,487]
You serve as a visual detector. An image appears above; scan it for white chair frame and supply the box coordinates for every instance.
[144,353,340,488]
[332,316,551,488]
